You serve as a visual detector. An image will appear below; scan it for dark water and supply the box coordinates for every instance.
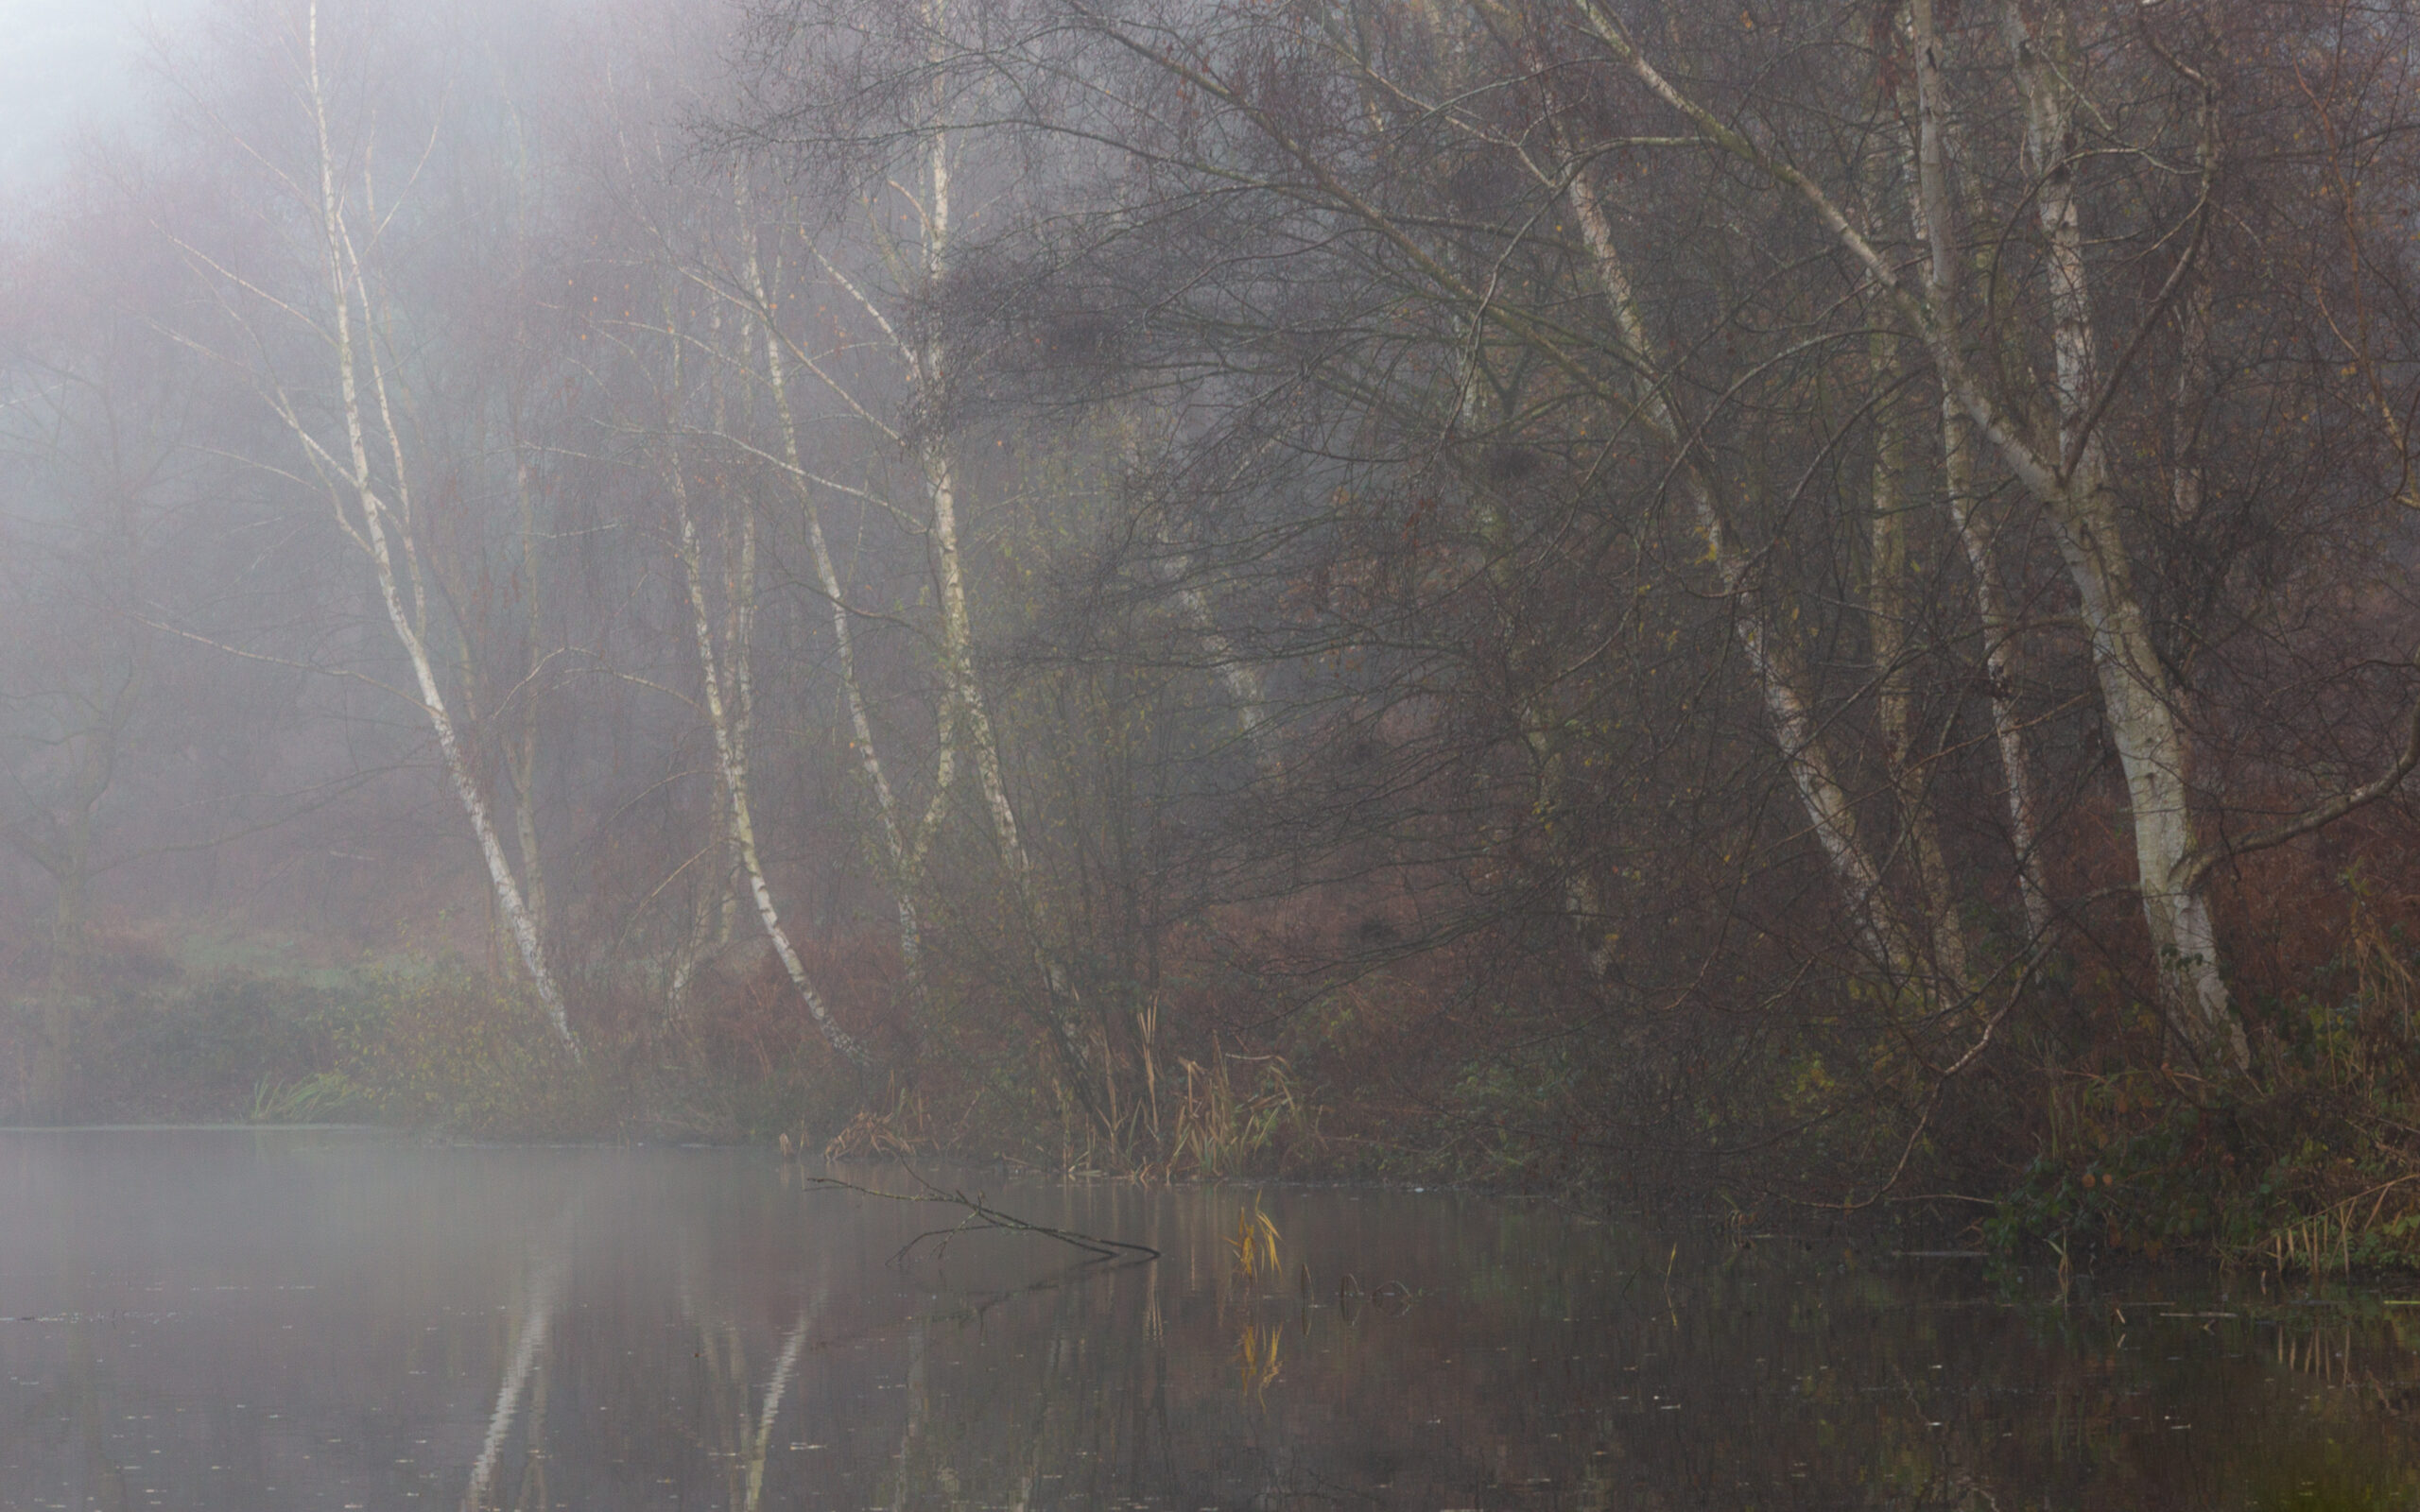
[1,1131,2414,1510]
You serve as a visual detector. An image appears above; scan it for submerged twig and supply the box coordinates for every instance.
[796,1163,1161,1263]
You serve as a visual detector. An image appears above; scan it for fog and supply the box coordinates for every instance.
[0,0,200,185]
[0,0,2417,1254]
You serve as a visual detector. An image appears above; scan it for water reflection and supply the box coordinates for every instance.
[462,1235,560,1510]
[3,1129,2419,1509]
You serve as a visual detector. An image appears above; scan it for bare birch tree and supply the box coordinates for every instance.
[661,293,873,1068]
[172,0,578,1051]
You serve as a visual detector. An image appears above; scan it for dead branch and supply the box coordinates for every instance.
[795,1162,1161,1263]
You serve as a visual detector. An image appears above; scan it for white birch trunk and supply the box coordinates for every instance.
[301,3,576,1054]
[923,382,1106,1112]
[734,212,939,1018]
[903,70,1110,1124]
[505,456,551,945]
[1568,0,2247,1064]
[1869,333,1971,991]
[1170,568,1275,774]
[671,449,871,1069]
[720,9,1109,1121]
[2001,0,2244,1067]
[1940,399,2053,941]
[1562,154,1926,984]
[1894,25,2056,944]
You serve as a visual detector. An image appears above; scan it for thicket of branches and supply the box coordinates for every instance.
[5,0,2420,1225]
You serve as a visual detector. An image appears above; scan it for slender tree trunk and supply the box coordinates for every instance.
[1901,0,2051,947]
[505,456,551,947]
[8,713,118,1107]
[1869,332,1971,992]
[44,729,112,990]
[1940,400,2052,940]
[669,436,871,1068]
[1519,712,1616,980]
[734,207,939,1028]
[1562,152,1927,986]
[1166,559,1274,775]
[2000,0,2243,1067]
[924,406,1109,1125]
[293,2,576,1053]
[905,90,1113,1131]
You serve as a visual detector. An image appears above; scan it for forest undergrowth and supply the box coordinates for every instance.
[14,901,2420,1279]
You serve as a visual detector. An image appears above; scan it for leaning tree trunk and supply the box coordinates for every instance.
[296,4,575,1055]
[1999,0,2243,1068]
[1562,151,1933,990]
[735,202,942,1032]
[905,77,1114,1133]
[1568,0,2249,1071]
[663,338,870,1069]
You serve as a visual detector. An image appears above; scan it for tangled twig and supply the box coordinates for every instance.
[796,1162,1161,1263]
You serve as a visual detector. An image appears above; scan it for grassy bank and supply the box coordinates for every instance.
[12,928,2420,1280]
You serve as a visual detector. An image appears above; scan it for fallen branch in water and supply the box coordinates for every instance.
[794,1163,1161,1263]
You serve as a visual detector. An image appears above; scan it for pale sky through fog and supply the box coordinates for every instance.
[0,0,197,186]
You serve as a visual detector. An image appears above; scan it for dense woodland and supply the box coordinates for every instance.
[4,0,2420,1259]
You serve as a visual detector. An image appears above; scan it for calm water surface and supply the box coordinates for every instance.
[1,1129,2414,1509]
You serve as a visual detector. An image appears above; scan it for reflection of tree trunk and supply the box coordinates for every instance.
[703,1289,821,1512]
[700,1323,748,1506]
[739,1312,809,1512]
[1006,1301,1069,1508]
[463,1256,557,1512]
[887,1315,926,1512]
[508,1350,549,1512]
[1130,1262,1169,1504]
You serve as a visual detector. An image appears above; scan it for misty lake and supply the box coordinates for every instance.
[2,1129,2414,1511]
